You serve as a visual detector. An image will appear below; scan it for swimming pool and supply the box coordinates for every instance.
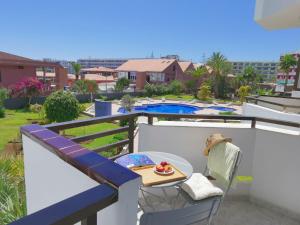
[118,103,236,114]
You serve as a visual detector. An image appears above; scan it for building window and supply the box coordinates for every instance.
[18,66,24,69]
[173,65,176,71]
[129,72,136,81]
[0,71,1,82]
[118,71,128,79]
[148,72,165,82]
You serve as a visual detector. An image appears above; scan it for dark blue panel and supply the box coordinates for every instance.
[45,136,77,150]
[89,160,140,187]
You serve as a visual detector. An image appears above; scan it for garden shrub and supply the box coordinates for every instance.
[44,91,80,122]
[168,80,183,95]
[185,80,198,96]
[237,85,251,103]
[0,155,26,224]
[0,88,8,107]
[197,84,211,101]
[0,106,5,118]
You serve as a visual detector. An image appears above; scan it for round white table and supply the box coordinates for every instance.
[128,151,193,187]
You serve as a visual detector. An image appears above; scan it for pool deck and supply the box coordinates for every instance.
[111,99,242,115]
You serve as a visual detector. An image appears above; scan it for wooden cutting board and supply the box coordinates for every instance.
[131,164,187,186]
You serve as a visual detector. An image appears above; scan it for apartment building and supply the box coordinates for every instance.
[230,61,279,81]
[77,58,128,69]
[43,58,75,74]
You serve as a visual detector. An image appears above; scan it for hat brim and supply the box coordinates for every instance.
[203,137,232,156]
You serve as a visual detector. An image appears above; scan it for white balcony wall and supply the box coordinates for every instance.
[243,103,300,131]
[22,135,140,225]
[138,123,300,218]
[251,129,300,218]
[138,123,256,196]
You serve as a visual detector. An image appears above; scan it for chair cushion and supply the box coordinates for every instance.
[181,173,223,201]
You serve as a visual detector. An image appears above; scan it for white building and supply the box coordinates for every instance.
[230,61,279,81]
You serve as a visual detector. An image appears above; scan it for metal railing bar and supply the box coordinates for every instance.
[71,126,129,143]
[93,139,130,153]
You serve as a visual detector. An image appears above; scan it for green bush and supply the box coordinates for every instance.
[44,91,80,122]
[0,106,5,118]
[144,83,169,97]
[115,78,130,92]
[168,80,183,95]
[185,80,198,96]
[197,84,211,101]
[0,88,8,107]
[237,85,251,103]
[0,155,26,224]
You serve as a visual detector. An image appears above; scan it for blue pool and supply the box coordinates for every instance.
[118,103,235,114]
[207,106,236,112]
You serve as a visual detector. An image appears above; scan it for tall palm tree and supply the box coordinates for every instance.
[206,52,231,98]
[279,54,297,92]
[293,56,300,90]
[72,62,82,80]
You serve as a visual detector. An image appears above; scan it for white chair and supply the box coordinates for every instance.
[139,143,242,225]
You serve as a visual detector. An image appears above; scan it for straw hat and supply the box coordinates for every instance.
[203,133,232,156]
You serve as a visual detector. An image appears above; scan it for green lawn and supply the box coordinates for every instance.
[0,109,40,152]
[0,107,126,158]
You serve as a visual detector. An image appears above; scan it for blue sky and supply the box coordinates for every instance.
[1,0,300,62]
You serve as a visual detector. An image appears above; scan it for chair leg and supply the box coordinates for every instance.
[207,199,217,225]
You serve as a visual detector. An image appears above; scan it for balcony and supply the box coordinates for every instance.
[11,112,300,225]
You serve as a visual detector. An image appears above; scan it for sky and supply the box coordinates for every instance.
[0,0,300,62]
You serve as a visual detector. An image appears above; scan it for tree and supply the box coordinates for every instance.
[72,62,82,80]
[189,66,208,79]
[10,77,44,105]
[86,80,99,102]
[121,94,135,112]
[115,78,130,92]
[44,91,80,123]
[206,52,231,98]
[0,88,8,118]
[279,54,297,91]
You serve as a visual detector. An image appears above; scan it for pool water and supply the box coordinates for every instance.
[118,103,236,114]
[207,106,236,112]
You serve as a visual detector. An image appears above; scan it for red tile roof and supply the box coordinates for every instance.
[116,59,176,72]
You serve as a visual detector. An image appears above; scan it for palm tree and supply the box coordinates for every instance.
[279,54,297,92]
[72,62,82,80]
[206,52,231,98]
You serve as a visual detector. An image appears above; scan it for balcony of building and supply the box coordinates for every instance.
[10,112,300,225]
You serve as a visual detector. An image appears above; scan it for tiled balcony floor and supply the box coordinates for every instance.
[212,199,300,225]
[138,188,300,225]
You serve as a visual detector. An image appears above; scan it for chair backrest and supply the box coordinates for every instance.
[204,142,242,194]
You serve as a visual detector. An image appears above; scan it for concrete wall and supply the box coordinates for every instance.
[22,135,140,225]
[138,122,300,218]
